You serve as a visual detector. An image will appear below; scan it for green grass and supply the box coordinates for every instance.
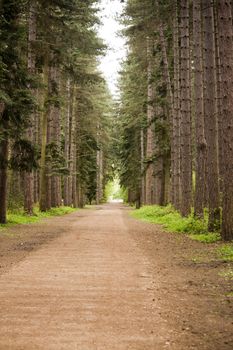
[131,205,220,243]
[217,244,233,262]
[190,233,221,243]
[0,206,77,229]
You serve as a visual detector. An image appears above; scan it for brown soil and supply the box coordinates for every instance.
[0,204,232,349]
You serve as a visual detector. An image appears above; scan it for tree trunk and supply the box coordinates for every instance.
[64,79,73,206]
[34,89,41,204]
[214,2,223,191]
[145,37,154,205]
[39,57,49,212]
[96,149,101,205]
[0,137,8,223]
[179,0,192,216]
[71,86,77,207]
[24,0,37,215]
[173,1,181,210]
[51,66,61,208]
[159,24,174,204]
[217,0,233,240]
[163,155,170,206]
[193,0,206,218]
[202,0,220,230]
[140,129,145,205]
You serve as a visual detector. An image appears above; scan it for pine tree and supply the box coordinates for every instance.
[0,0,35,223]
[217,0,233,240]
[202,0,220,230]
[193,0,206,218]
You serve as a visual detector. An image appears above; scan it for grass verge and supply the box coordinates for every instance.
[217,244,233,262]
[0,206,77,229]
[131,205,221,243]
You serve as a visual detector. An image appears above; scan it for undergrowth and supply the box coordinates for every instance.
[217,245,233,262]
[131,205,221,243]
[0,206,77,229]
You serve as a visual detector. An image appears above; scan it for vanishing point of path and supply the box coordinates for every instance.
[0,204,232,349]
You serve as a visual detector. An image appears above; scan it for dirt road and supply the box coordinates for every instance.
[0,204,232,349]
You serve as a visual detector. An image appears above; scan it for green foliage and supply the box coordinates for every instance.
[189,233,221,243]
[117,56,146,196]
[117,1,172,200]
[10,140,39,171]
[0,206,77,229]
[76,78,113,203]
[217,245,233,262]
[104,179,128,202]
[131,205,221,240]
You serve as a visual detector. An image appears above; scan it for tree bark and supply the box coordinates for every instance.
[24,0,37,215]
[145,37,154,205]
[140,129,145,205]
[179,0,192,216]
[71,86,77,207]
[64,79,73,206]
[173,1,181,210]
[96,149,101,205]
[202,0,220,230]
[217,0,233,240]
[39,56,49,212]
[214,2,223,190]
[159,24,174,205]
[193,0,206,218]
[51,66,61,208]
[0,137,8,223]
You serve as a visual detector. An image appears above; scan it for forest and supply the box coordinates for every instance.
[0,0,233,242]
[0,1,233,348]
[0,0,113,222]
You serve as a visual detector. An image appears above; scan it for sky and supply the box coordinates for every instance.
[98,0,126,96]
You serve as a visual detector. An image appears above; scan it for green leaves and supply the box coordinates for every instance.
[9,139,39,171]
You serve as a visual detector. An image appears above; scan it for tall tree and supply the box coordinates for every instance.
[202,0,220,230]
[193,0,206,218]
[24,0,37,215]
[179,0,192,216]
[217,0,233,240]
[145,37,155,205]
[0,0,35,223]
[172,0,181,210]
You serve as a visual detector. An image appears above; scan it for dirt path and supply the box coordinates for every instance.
[0,204,232,349]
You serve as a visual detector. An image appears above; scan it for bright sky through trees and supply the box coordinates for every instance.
[98,0,126,96]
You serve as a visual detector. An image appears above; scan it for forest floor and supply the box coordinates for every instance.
[0,204,232,350]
